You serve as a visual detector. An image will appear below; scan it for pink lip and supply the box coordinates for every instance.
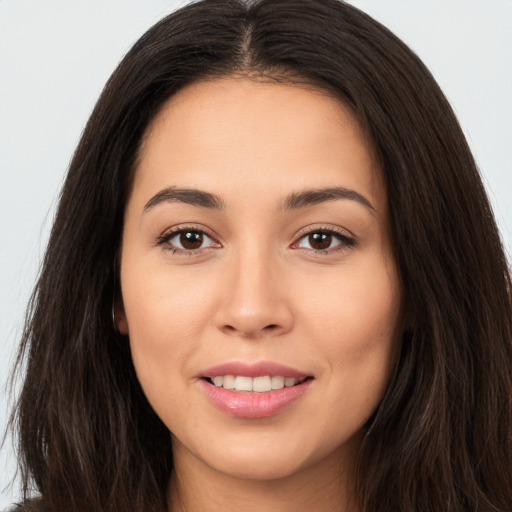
[199,361,313,418]
[201,361,309,379]
[200,379,312,418]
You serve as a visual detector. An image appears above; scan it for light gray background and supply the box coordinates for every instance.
[1,1,511,508]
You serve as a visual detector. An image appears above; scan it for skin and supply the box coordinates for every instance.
[118,77,402,512]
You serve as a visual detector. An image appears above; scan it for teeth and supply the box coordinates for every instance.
[284,377,296,387]
[223,375,235,389]
[234,376,252,391]
[209,375,304,392]
[253,376,272,392]
[271,376,284,390]
[212,376,224,387]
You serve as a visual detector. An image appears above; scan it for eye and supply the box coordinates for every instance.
[294,229,355,253]
[157,227,220,253]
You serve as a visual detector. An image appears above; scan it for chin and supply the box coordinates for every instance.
[211,451,313,481]
[180,427,360,483]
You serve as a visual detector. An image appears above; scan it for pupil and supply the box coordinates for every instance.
[309,232,331,250]
[180,231,203,249]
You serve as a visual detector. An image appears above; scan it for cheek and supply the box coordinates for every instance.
[123,260,211,336]
[301,259,400,346]
[299,258,401,405]
[120,262,214,398]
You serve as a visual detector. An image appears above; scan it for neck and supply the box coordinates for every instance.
[167,437,360,512]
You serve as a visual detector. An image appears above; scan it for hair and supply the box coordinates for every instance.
[8,0,512,511]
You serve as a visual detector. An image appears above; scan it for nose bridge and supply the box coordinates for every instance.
[233,243,273,307]
[215,239,292,337]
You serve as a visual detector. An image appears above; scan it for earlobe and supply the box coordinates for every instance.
[117,314,129,335]
[113,301,129,335]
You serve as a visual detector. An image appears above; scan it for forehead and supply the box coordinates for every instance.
[132,77,385,211]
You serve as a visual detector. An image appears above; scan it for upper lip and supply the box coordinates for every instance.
[201,361,311,379]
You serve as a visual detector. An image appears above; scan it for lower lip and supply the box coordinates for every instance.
[200,379,312,418]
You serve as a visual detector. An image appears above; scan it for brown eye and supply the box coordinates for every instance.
[179,231,203,250]
[161,229,220,253]
[295,229,352,252]
[308,232,332,250]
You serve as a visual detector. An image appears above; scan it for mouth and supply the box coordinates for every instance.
[199,362,314,418]
[203,375,313,393]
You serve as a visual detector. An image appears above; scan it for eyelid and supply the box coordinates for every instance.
[156,223,222,254]
[291,225,356,252]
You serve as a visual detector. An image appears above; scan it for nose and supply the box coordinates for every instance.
[213,248,294,339]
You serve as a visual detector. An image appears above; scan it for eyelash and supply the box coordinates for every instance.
[156,225,356,255]
[292,226,356,254]
[156,224,220,255]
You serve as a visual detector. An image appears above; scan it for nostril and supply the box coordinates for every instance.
[218,321,288,337]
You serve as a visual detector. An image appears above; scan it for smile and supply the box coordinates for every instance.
[206,375,308,392]
[199,362,314,418]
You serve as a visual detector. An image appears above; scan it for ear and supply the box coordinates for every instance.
[114,300,129,335]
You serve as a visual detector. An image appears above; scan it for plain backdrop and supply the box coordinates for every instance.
[1,1,511,508]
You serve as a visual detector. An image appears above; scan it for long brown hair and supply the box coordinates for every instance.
[9,1,512,511]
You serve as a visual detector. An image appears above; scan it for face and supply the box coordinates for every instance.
[118,77,402,482]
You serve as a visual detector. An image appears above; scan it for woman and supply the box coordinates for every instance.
[8,0,512,511]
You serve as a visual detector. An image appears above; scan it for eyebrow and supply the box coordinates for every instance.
[143,185,375,213]
[144,187,225,211]
[282,187,375,212]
